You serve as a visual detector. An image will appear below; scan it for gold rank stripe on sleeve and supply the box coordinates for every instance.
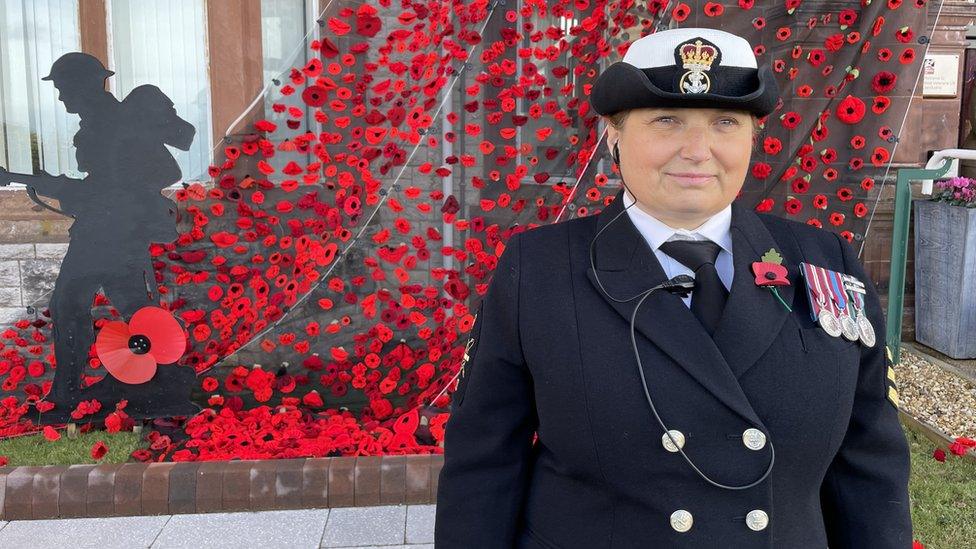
[887,366,896,383]
[887,385,900,408]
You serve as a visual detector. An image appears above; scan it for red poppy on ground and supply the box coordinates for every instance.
[91,441,108,460]
[807,49,825,67]
[751,162,772,179]
[838,9,857,28]
[672,3,690,21]
[872,15,886,36]
[872,96,891,115]
[836,95,866,124]
[780,111,801,129]
[824,33,845,52]
[872,71,897,94]
[755,198,775,212]
[784,198,803,215]
[792,177,810,194]
[95,307,186,385]
[703,2,724,16]
[43,425,60,441]
[302,86,327,107]
[872,146,891,166]
[895,26,914,43]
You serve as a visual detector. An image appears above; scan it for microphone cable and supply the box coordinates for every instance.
[587,182,774,491]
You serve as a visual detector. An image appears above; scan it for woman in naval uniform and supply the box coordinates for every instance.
[434,27,912,549]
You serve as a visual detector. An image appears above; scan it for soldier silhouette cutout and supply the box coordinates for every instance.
[0,52,199,422]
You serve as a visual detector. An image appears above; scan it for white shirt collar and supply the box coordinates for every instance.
[622,186,733,254]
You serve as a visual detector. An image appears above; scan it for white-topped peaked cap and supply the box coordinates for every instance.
[590,27,780,117]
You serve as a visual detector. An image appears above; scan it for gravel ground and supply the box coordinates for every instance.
[895,350,976,439]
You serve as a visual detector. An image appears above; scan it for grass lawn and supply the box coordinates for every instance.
[0,430,143,466]
[907,426,976,547]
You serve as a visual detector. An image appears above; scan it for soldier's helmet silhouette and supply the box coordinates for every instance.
[42,53,115,114]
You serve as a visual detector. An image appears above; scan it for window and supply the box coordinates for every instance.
[107,0,212,182]
[0,0,82,178]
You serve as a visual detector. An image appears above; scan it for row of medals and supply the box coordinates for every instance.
[810,271,876,347]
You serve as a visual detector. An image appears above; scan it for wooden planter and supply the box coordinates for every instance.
[913,200,976,359]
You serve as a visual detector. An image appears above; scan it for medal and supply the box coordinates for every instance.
[804,264,843,337]
[818,308,843,337]
[846,284,876,347]
[813,265,843,337]
[826,269,859,341]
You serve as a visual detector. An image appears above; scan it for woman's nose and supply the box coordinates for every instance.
[678,127,712,161]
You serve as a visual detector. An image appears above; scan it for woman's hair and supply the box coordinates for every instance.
[606,109,764,145]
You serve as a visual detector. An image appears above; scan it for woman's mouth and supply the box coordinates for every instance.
[668,173,715,185]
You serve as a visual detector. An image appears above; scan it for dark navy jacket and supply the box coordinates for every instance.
[434,187,912,548]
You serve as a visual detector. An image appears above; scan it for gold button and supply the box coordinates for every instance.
[746,509,769,531]
[742,428,766,451]
[662,430,685,453]
[670,509,693,532]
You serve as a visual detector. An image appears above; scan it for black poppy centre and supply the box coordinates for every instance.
[128,334,152,355]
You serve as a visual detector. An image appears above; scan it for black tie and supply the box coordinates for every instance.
[658,239,728,335]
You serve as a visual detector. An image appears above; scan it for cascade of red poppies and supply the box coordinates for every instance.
[0,0,941,461]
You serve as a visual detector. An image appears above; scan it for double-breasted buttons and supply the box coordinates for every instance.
[662,430,685,452]
[746,509,769,531]
[742,428,767,451]
[670,510,693,532]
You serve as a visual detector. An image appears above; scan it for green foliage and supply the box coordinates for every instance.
[907,427,976,547]
[0,430,143,466]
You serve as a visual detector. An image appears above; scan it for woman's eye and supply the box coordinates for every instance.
[720,118,739,125]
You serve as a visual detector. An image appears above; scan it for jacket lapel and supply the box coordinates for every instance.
[711,202,796,379]
[584,188,764,426]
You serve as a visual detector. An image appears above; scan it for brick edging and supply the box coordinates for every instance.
[0,454,444,521]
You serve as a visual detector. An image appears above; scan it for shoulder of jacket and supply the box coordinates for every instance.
[754,210,840,249]
[512,215,590,245]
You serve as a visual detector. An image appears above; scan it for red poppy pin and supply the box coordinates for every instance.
[751,248,793,312]
[95,306,187,384]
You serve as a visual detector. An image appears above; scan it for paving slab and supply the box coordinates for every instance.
[152,509,330,549]
[320,505,407,547]
[0,515,170,549]
[405,504,436,544]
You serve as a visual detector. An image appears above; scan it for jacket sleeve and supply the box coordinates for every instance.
[434,231,538,549]
[820,232,913,548]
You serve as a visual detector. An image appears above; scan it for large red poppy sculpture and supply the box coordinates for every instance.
[95,307,186,384]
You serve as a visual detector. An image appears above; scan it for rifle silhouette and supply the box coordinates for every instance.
[0,166,74,215]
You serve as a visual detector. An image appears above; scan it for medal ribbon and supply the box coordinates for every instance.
[826,269,848,316]
[801,263,821,321]
[813,265,839,317]
[804,263,834,319]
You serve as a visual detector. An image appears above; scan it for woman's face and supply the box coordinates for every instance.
[606,107,755,228]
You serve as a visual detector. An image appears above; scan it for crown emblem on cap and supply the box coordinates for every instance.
[675,38,720,94]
